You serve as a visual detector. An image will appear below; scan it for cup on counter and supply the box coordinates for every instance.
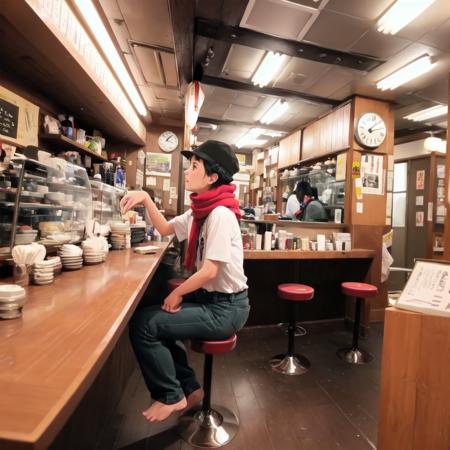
[301,237,309,251]
[264,231,272,251]
[13,264,31,287]
[255,234,262,250]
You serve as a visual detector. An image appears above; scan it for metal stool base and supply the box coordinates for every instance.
[278,322,307,337]
[269,354,310,375]
[337,347,373,364]
[177,405,239,448]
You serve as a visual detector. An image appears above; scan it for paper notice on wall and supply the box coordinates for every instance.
[355,178,363,200]
[416,195,424,206]
[361,154,384,195]
[386,192,392,218]
[356,202,363,214]
[136,169,144,188]
[416,170,425,190]
[169,187,177,199]
[437,164,445,179]
[427,202,433,221]
[416,211,424,227]
[336,152,347,181]
[146,176,156,186]
[163,178,170,191]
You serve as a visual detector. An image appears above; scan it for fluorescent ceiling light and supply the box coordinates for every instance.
[252,52,287,88]
[424,136,446,153]
[404,105,448,122]
[260,100,289,124]
[377,0,436,35]
[73,0,147,116]
[376,55,435,91]
[235,135,267,149]
[249,128,284,137]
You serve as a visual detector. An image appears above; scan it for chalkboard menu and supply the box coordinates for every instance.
[0,98,19,139]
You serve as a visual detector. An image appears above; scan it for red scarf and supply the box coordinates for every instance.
[185,184,241,271]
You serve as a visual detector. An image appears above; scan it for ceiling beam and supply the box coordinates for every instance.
[394,125,447,145]
[196,17,384,72]
[202,75,340,106]
[198,116,291,133]
[168,0,195,90]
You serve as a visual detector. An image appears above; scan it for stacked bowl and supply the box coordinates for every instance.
[0,285,26,319]
[58,244,83,270]
[81,237,107,265]
[32,259,56,285]
[110,222,131,250]
[14,229,38,245]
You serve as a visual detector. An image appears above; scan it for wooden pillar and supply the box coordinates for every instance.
[346,96,394,327]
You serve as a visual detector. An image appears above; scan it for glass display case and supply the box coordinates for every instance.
[0,158,92,259]
[280,156,345,221]
[90,180,125,225]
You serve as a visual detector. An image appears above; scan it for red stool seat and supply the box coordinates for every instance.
[191,334,237,355]
[278,283,314,302]
[341,282,378,298]
[168,278,185,292]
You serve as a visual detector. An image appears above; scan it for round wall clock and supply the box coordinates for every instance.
[158,131,179,152]
[355,113,387,149]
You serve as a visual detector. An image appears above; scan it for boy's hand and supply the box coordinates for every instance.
[162,292,183,313]
[120,191,150,214]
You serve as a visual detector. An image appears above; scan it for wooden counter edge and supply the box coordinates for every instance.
[244,249,375,260]
[0,241,171,450]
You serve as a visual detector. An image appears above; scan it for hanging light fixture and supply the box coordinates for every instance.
[424,133,446,153]
[404,104,448,122]
[252,52,287,88]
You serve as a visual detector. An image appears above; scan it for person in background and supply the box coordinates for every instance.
[120,140,250,423]
[285,180,328,221]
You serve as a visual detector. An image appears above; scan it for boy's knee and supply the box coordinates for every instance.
[129,307,162,341]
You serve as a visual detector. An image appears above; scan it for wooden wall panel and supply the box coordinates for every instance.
[378,308,450,450]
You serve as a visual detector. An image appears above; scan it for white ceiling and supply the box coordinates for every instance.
[101,0,450,148]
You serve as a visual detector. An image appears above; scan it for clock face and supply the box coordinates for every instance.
[158,131,179,152]
[355,113,387,149]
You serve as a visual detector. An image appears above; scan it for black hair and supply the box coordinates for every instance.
[199,157,233,187]
[295,180,313,203]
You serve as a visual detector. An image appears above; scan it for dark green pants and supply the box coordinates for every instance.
[129,289,249,404]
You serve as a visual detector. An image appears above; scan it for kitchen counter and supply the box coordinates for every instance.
[0,242,170,450]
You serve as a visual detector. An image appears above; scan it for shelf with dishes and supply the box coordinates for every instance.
[0,158,92,258]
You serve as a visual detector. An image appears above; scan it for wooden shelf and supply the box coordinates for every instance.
[39,134,107,162]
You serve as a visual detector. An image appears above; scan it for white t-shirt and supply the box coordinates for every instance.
[169,206,248,293]
[285,194,300,218]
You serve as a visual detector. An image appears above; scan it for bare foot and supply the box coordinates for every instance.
[185,388,204,411]
[142,398,187,422]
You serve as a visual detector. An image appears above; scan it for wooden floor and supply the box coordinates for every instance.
[95,321,383,450]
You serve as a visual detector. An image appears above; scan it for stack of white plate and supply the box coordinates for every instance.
[32,259,56,285]
[58,244,83,270]
[110,222,131,250]
[81,237,108,264]
[14,229,38,245]
[0,285,26,319]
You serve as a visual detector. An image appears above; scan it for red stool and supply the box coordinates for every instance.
[167,278,185,292]
[270,283,314,375]
[177,335,239,448]
[338,282,378,364]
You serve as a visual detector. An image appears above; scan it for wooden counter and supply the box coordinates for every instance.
[0,242,170,450]
[378,307,450,450]
[244,249,374,260]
